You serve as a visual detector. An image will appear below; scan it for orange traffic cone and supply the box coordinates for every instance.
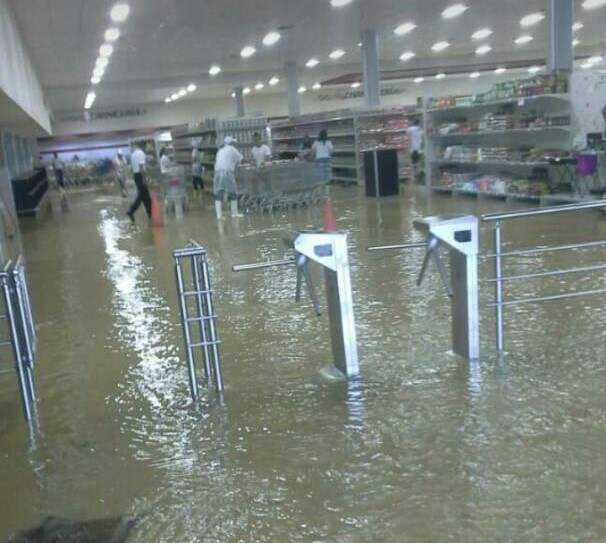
[150,191,163,227]
[323,197,337,232]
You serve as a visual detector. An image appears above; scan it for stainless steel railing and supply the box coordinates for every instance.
[482,200,606,356]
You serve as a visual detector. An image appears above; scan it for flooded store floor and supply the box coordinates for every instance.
[2,186,606,542]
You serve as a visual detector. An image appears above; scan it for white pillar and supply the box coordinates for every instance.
[286,62,300,117]
[547,0,573,72]
[361,29,380,107]
[234,86,245,117]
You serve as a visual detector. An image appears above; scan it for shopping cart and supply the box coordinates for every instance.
[236,161,328,213]
[159,165,189,214]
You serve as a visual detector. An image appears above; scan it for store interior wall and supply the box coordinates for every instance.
[0,131,22,264]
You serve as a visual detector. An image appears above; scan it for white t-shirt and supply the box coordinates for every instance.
[215,144,243,172]
[160,154,172,173]
[131,148,147,174]
[192,148,203,176]
[52,158,64,171]
[251,144,271,166]
[406,125,423,152]
[312,140,333,159]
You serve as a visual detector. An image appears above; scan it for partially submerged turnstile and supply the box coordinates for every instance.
[370,215,480,361]
[233,230,359,379]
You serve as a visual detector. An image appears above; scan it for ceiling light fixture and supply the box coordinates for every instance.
[528,65,541,74]
[329,49,346,60]
[240,46,256,58]
[572,21,584,31]
[432,41,451,52]
[351,82,361,88]
[414,77,424,83]
[472,28,493,40]
[110,3,130,23]
[255,82,265,90]
[394,21,416,36]
[306,58,320,68]
[96,58,109,70]
[187,84,197,92]
[312,82,322,90]
[582,0,606,9]
[99,44,114,57]
[573,38,580,46]
[400,51,415,61]
[435,73,446,79]
[91,76,101,84]
[469,71,481,78]
[104,28,120,42]
[165,97,172,103]
[330,0,354,7]
[209,65,221,76]
[178,88,187,97]
[475,44,492,55]
[93,66,105,77]
[520,12,545,27]
[442,3,468,19]
[298,86,307,93]
[269,76,280,86]
[263,32,281,46]
[514,35,534,45]
[494,67,507,74]
[171,93,179,100]
[243,87,251,95]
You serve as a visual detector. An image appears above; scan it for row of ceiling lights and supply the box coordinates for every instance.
[84,3,130,109]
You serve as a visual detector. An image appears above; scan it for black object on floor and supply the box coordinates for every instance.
[363,149,400,197]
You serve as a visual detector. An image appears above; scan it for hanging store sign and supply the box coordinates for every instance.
[60,108,147,123]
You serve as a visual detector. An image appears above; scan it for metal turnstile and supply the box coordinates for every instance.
[369,215,480,361]
[233,231,360,379]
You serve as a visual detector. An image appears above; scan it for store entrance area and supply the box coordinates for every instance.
[2,188,606,541]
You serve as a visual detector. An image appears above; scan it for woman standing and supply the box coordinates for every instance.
[312,130,333,183]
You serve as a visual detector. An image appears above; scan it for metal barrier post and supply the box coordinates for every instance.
[199,255,223,392]
[494,222,504,356]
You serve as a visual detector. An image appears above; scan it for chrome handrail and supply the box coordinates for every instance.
[482,199,606,222]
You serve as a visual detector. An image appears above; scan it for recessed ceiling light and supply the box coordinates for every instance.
[231,92,236,98]
[400,51,415,61]
[187,84,197,92]
[298,86,307,93]
[269,76,280,86]
[572,38,580,46]
[587,55,604,64]
[432,41,451,52]
[171,93,179,100]
[472,28,493,40]
[91,76,101,84]
[243,87,251,95]
[99,44,114,57]
[329,49,345,60]
[358,42,362,47]
[312,82,322,90]
[178,88,187,97]
[96,57,109,69]
[521,12,545,26]
[494,67,507,74]
[394,22,416,36]
[263,32,281,46]
[435,73,446,79]
[85,92,96,103]
[469,71,481,78]
[306,58,320,68]
[514,35,534,45]
[104,28,120,42]
[110,3,130,23]
[93,67,105,77]
[331,0,353,7]
[581,61,594,69]
[442,3,468,19]
[572,21,584,31]
[528,65,541,74]
[351,82,361,88]
[475,44,492,55]
[414,77,424,83]
[255,82,265,90]
[582,0,606,9]
[165,97,172,103]
[240,46,256,58]
[209,65,221,76]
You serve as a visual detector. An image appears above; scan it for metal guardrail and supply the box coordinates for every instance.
[173,241,223,401]
[0,258,37,421]
[482,200,606,355]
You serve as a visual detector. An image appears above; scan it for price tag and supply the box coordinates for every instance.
[518,98,525,107]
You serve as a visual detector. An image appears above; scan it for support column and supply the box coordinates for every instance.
[286,62,300,117]
[234,86,245,117]
[361,29,380,107]
[547,0,573,72]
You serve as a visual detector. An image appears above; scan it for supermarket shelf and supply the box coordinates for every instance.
[359,128,409,135]
[332,175,358,183]
[428,93,569,113]
[433,126,571,138]
[432,187,453,194]
[432,186,543,202]
[218,125,267,134]
[332,162,361,169]
[273,131,355,142]
[360,145,408,152]
[174,128,217,138]
[272,115,354,130]
[357,110,419,119]
[434,160,551,168]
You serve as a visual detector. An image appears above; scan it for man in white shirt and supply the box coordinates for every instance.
[127,143,152,222]
[191,146,204,195]
[406,119,424,182]
[214,136,243,219]
[52,152,66,191]
[251,133,271,167]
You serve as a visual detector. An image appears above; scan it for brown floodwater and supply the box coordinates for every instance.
[1,186,606,542]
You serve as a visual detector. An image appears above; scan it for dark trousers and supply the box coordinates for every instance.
[130,172,152,217]
[193,175,204,191]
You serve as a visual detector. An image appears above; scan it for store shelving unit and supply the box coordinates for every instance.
[216,115,269,164]
[129,131,173,168]
[271,107,421,185]
[425,73,574,202]
[171,121,218,183]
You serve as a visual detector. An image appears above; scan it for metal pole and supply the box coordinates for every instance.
[547,0,573,73]
[367,242,426,252]
[12,273,36,402]
[200,258,224,392]
[373,150,380,198]
[232,258,296,272]
[286,61,301,117]
[234,86,246,117]
[175,260,199,401]
[494,222,505,356]
[361,29,380,107]
[482,199,606,222]
[191,255,212,382]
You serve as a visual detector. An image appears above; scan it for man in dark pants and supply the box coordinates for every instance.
[127,142,151,221]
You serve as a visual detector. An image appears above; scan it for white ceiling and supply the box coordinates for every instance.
[9,0,606,114]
